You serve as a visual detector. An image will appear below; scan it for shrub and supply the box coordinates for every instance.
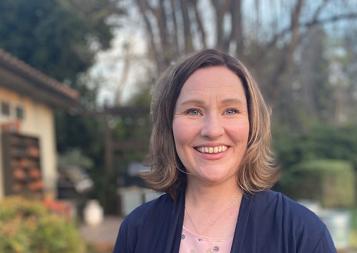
[273,124,357,170]
[0,197,85,253]
[281,159,355,208]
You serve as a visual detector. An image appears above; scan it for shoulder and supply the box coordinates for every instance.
[121,192,174,229]
[248,190,336,252]
[252,190,324,226]
[113,193,176,252]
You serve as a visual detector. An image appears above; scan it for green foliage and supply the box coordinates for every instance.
[351,208,357,231]
[58,148,94,169]
[0,0,124,178]
[56,111,104,165]
[274,123,357,208]
[0,197,85,253]
[273,123,357,169]
[111,111,151,176]
[281,159,355,208]
[0,0,123,84]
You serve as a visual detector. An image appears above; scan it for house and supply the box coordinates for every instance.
[0,48,79,199]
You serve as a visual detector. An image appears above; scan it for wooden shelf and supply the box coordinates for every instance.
[1,132,43,197]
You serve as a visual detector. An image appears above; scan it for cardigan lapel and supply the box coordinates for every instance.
[164,189,185,253]
[167,190,253,253]
[230,192,253,253]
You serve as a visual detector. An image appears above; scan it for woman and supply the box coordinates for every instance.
[113,49,336,253]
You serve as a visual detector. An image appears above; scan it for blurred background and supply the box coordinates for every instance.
[0,0,356,252]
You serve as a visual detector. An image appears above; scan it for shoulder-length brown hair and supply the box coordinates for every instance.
[143,49,279,197]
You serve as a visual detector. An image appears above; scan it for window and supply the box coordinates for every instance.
[16,105,25,120]
[1,101,10,116]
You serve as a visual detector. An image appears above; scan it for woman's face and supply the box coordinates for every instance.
[173,66,250,186]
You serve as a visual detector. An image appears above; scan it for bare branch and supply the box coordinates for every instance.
[135,0,160,73]
[179,0,194,53]
[191,0,207,48]
[169,0,180,54]
[115,42,131,105]
[304,12,357,29]
[310,0,330,23]
[268,0,304,105]
[157,0,169,60]
[145,0,156,14]
[228,0,243,55]
[266,12,357,52]
[210,0,231,50]
[160,0,169,39]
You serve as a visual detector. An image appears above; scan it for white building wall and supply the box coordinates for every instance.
[0,86,58,198]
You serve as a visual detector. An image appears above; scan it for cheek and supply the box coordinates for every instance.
[172,120,188,165]
[226,121,250,143]
[172,118,197,151]
[173,119,187,147]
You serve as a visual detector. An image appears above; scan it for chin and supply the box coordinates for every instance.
[198,170,235,184]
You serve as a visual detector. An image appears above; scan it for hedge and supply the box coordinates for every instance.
[0,197,85,253]
[281,159,355,208]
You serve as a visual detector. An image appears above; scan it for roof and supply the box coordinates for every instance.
[0,48,79,109]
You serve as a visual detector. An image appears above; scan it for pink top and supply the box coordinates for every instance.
[179,225,234,253]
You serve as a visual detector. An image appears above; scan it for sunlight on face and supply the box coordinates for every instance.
[173,66,250,186]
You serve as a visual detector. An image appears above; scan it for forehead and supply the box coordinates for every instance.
[177,66,246,102]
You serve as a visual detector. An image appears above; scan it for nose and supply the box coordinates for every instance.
[200,112,224,139]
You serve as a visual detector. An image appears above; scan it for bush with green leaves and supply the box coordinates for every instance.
[273,124,357,169]
[0,197,85,253]
[281,159,355,208]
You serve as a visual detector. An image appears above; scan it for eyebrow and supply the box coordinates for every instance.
[221,98,244,106]
[178,98,244,107]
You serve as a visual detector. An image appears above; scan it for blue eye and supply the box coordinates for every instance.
[185,108,202,116]
[224,108,239,115]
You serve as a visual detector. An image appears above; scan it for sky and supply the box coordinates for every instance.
[89,0,357,106]
[88,0,147,106]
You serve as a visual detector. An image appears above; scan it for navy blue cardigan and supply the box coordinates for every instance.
[113,190,336,253]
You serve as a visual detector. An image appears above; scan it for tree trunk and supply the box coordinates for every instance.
[191,0,207,48]
[179,0,194,53]
[229,0,243,56]
[135,0,161,73]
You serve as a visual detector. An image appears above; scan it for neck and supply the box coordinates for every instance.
[185,177,243,209]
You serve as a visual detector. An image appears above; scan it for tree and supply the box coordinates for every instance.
[0,0,127,213]
[0,0,126,149]
[0,0,124,85]
[130,0,357,121]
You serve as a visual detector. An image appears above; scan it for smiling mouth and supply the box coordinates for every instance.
[195,145,228,154]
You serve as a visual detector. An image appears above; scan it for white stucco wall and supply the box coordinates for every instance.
[0,86,57,198]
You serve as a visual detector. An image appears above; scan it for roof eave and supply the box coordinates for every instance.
[0,49,79,110]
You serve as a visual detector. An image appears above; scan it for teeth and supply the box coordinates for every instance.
[197,145,228,154]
